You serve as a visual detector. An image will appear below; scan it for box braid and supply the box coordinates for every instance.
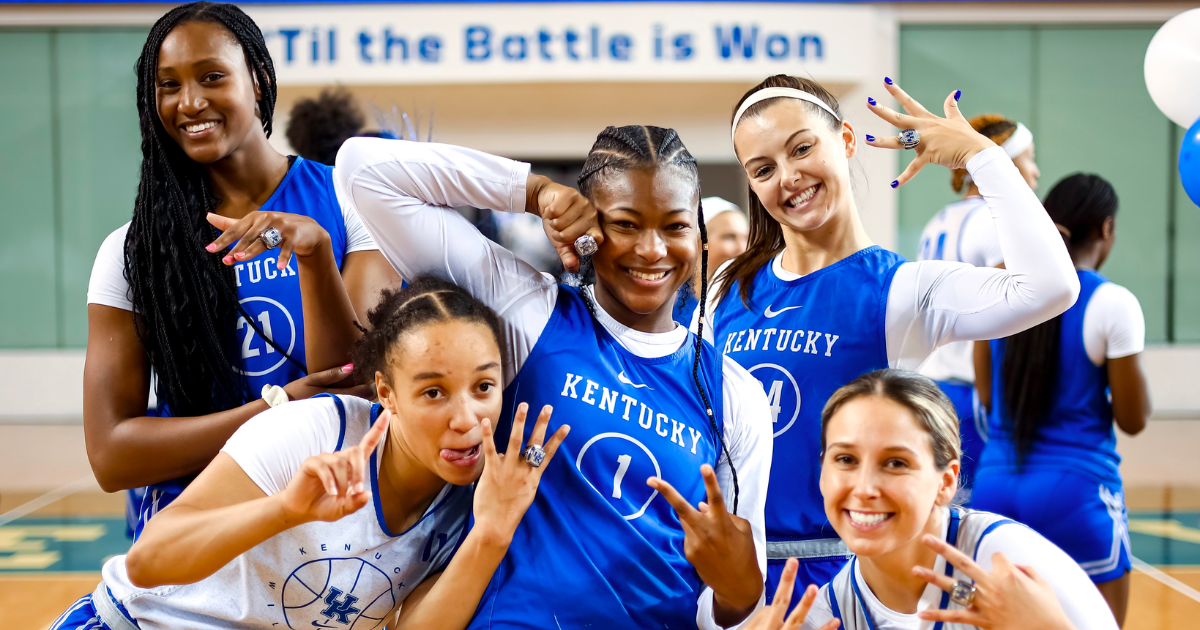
[125,2,297,417]
[576,125,740,512]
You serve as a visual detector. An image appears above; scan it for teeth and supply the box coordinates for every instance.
[629,269,667,281]
[787,186,818,207]
[185,121,217,133]
[848,510,889,527]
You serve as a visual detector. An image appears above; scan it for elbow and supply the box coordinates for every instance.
[124,545,165,589]
[86,444,135,494]
[1040,272,1081,322]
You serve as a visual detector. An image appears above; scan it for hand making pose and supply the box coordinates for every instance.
[697,75,1078,597]
[53,278,565,630]
[337,126,773,628]
[84,1,399,537]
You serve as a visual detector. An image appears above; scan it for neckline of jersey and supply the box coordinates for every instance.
[368,402,458,539]
[767,244,884,287]
[255,155,304,216]
[576,286,696,367]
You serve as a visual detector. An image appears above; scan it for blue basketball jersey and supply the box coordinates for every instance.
[470,286,725,629]
[982,270,1121,483]
[134,157,350,538]
[713,247,905,543]
[673,285,699,326]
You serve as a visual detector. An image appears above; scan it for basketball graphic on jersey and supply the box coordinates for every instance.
[748,363,801,438]
[235,296,297,378]
[576,432,662,520]
[282,558,395,629]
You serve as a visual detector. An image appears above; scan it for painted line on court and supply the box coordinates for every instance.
[1132,556,1200,604]
[0,475,95,527]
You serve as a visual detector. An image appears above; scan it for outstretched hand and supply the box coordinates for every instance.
[864,78,995,188]
[205,211,331,270]
[742,558,841,630]
[525,174,603,273]
[279,409,389,524]
[649,464,762,623]
[913,534,1078,630]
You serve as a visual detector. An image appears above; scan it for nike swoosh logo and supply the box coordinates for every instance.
[764,305,803,318]
[618,371,653,390]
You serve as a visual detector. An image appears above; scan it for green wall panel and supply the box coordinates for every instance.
[56,30,147,347]
[1174,129,1200,342]
[0,33,57,347]
[1034,27,1169,343]
[897,26,1034,259]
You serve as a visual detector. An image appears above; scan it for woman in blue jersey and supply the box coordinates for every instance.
[915,114,1040,495]
[697,74,1079,598]
[797,369,1115,630]
[337,126,774,629]
[972,174,1151,626]
[84,1,399,537]
[53,278,567,630]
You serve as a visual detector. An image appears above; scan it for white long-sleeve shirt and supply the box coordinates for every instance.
[334,137,773,629]
[698,147,1080,371]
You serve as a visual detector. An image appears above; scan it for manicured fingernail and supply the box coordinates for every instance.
[867,97,877,106]
[343,363,354,372]
[205,244,216,252]
[234,252,245,259]
[884,76,893,85]
[223,255,233,264]
[890,180,899,188]
[355,482,364,494]
[954,90,961,101]
[865,134,875,142]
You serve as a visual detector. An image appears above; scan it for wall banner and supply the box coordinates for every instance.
[245,3,884,85]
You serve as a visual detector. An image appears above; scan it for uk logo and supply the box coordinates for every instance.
[321,588,361,624]
[282,558,395,629]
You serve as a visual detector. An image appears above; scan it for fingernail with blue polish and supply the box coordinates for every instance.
[890,180,899,189]
[884,77,893,85]
[865,135,875,142]
[867,97,877,106]
[954,90,961,101]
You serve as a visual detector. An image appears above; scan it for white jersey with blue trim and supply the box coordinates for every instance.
[101,395,473,630]
[916,197,1002,384]
[335,137,774,629]
[799,507,1117,630]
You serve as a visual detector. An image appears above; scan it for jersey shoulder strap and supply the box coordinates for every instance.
[827,560,871,630]
[954,507,1018,562]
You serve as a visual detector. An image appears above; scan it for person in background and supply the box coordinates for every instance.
[675,196,749,324]
[84,1,399,539]
[286,87,373,166]
[973,174,1151,627]
[916,114,1040,496]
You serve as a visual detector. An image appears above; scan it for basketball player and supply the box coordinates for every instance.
[798,370,1115,630]
[84,1,399,539]
[336,126,773,628]
[697,75,1079,599]
[972,174,1151,626]
[52,278,567,630]
[916,114,1040,494]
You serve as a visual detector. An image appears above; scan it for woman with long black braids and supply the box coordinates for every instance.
[84,2,399,537]
[337,126,772,628]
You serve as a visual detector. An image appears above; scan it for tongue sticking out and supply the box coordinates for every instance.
[440,444,481,465]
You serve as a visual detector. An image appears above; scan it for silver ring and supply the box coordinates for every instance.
[259,227,283,249]
[949,580,976,607]
[899,128,921,150]
[521,444,546,468]
[574,234,598,257]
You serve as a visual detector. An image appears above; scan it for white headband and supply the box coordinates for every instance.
[1001,122,1033,159]
[701,196,742,220]
[731,87,842,145]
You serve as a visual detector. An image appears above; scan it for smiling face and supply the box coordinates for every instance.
[375,319,504,486]
[589,166,700,321]
[819,395,959,558]
[734,100,858,235]
[155,20,263,164]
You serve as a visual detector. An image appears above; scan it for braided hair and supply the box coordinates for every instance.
[350,276,506,385]
[576,125,740,511]
[126,2,287,417]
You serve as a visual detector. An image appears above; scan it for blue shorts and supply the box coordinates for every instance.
[972,467,1131,583]
[935,381,987,495]
[765,555,849,615]
[50,586,139,630]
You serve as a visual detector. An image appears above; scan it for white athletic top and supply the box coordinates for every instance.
[102,396,472,630]
[333,137,774,629]
[1081,281,1145,366]
[915,197,1003,383]
[798,508,1118,630]
[87,207,378,311]
[697,147,1080,374]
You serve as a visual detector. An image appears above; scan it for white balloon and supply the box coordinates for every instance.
[1145,8,1200,128]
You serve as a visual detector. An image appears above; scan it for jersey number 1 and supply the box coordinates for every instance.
[612,454,632,499]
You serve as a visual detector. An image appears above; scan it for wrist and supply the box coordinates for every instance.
[469,520,516,550]
[272,493,312,529]
[525,174,550,217]
[712,590,758,627]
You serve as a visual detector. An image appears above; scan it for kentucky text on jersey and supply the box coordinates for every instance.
[721,328,840,357]
[560,372,708,453]
[233,257,298,286]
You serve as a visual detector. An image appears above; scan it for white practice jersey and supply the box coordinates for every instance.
[102,396,472,630]
[915,197,1003,383]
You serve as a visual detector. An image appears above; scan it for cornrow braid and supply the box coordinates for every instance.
[126,2,287,417]
[575,125,739,512]
[351,276,506,385]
